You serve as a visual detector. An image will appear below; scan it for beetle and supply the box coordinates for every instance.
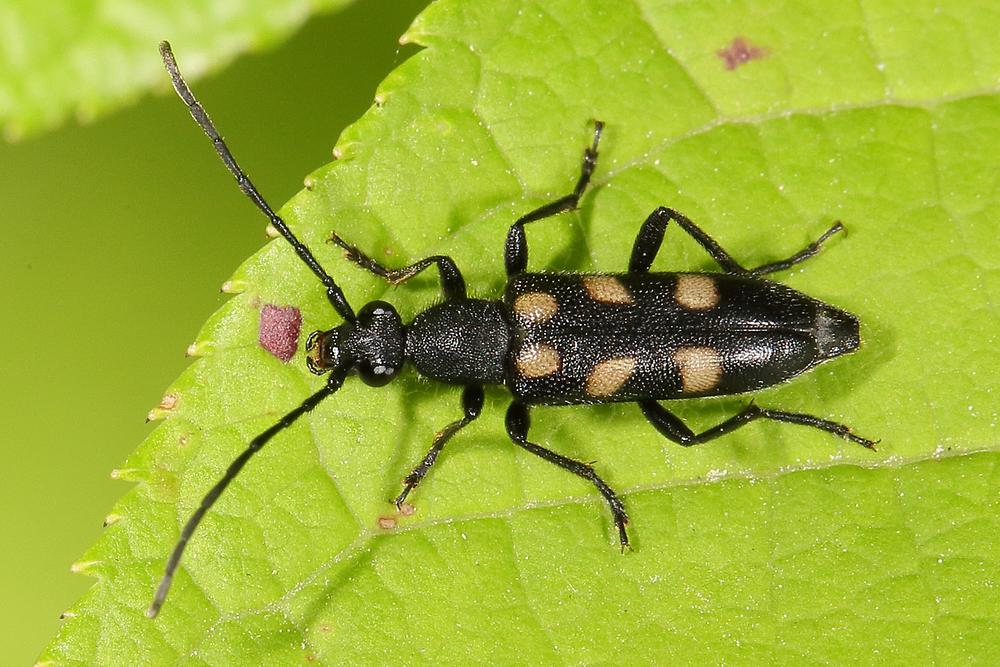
[149,42,875,617]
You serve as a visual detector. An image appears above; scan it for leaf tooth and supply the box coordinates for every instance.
[146,392,180,422]
[220,279,248,294]
[109,468,146,482]
[332,142,359,160]
[185,341,215,358]
[69,560,101,576]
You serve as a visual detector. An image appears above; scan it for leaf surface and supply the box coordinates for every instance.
[41,0,1000,663]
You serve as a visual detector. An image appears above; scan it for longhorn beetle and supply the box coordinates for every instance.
[149,41,876,617]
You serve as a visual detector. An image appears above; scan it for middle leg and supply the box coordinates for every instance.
[505,401,630,549]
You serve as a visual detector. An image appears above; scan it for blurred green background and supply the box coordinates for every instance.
[0,1,426,662]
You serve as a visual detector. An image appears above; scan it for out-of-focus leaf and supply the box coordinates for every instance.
[0,0,355,140]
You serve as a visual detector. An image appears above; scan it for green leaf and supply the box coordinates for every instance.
[0,0,354,140]
[41,0,1000,663]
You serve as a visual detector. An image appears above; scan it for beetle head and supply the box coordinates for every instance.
[307,301,405,386]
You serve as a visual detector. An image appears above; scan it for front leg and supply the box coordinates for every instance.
[629,206,845,276]
[505,121,604,276]
[332,233,466,301]
[394,385,484,508]
[505,401,630,549]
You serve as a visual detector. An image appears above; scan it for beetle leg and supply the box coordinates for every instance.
[629,207,747,274]
[505,401,630,549]
[394,386,484,508]
[746,222,845,276]
[629,207,845,276]
[330,233,466,300]
[505,121,604,276]
[639,400,878,450]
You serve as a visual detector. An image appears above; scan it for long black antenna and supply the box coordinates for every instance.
[158,41,355,322]
[147,370,347,618]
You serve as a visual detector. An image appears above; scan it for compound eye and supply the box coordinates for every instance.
[357,359,398,387]
[306,330,341,375]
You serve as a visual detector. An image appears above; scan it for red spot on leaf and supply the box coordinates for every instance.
[259,304,302,362]
[717,37,768,70]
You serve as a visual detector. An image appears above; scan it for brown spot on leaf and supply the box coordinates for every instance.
[717,37,768,70]
[259,304,302,363]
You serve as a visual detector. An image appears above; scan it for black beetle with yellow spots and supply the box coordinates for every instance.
[150,42,876,618]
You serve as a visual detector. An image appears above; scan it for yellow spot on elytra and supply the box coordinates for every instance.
[513,292,558,323]
[515,343,561,378]
[675,274,719,310]
[586,357,637,397]
[673,346,723,394]
[583,275,633,305]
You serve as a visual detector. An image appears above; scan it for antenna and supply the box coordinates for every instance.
[158,41,355,322]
